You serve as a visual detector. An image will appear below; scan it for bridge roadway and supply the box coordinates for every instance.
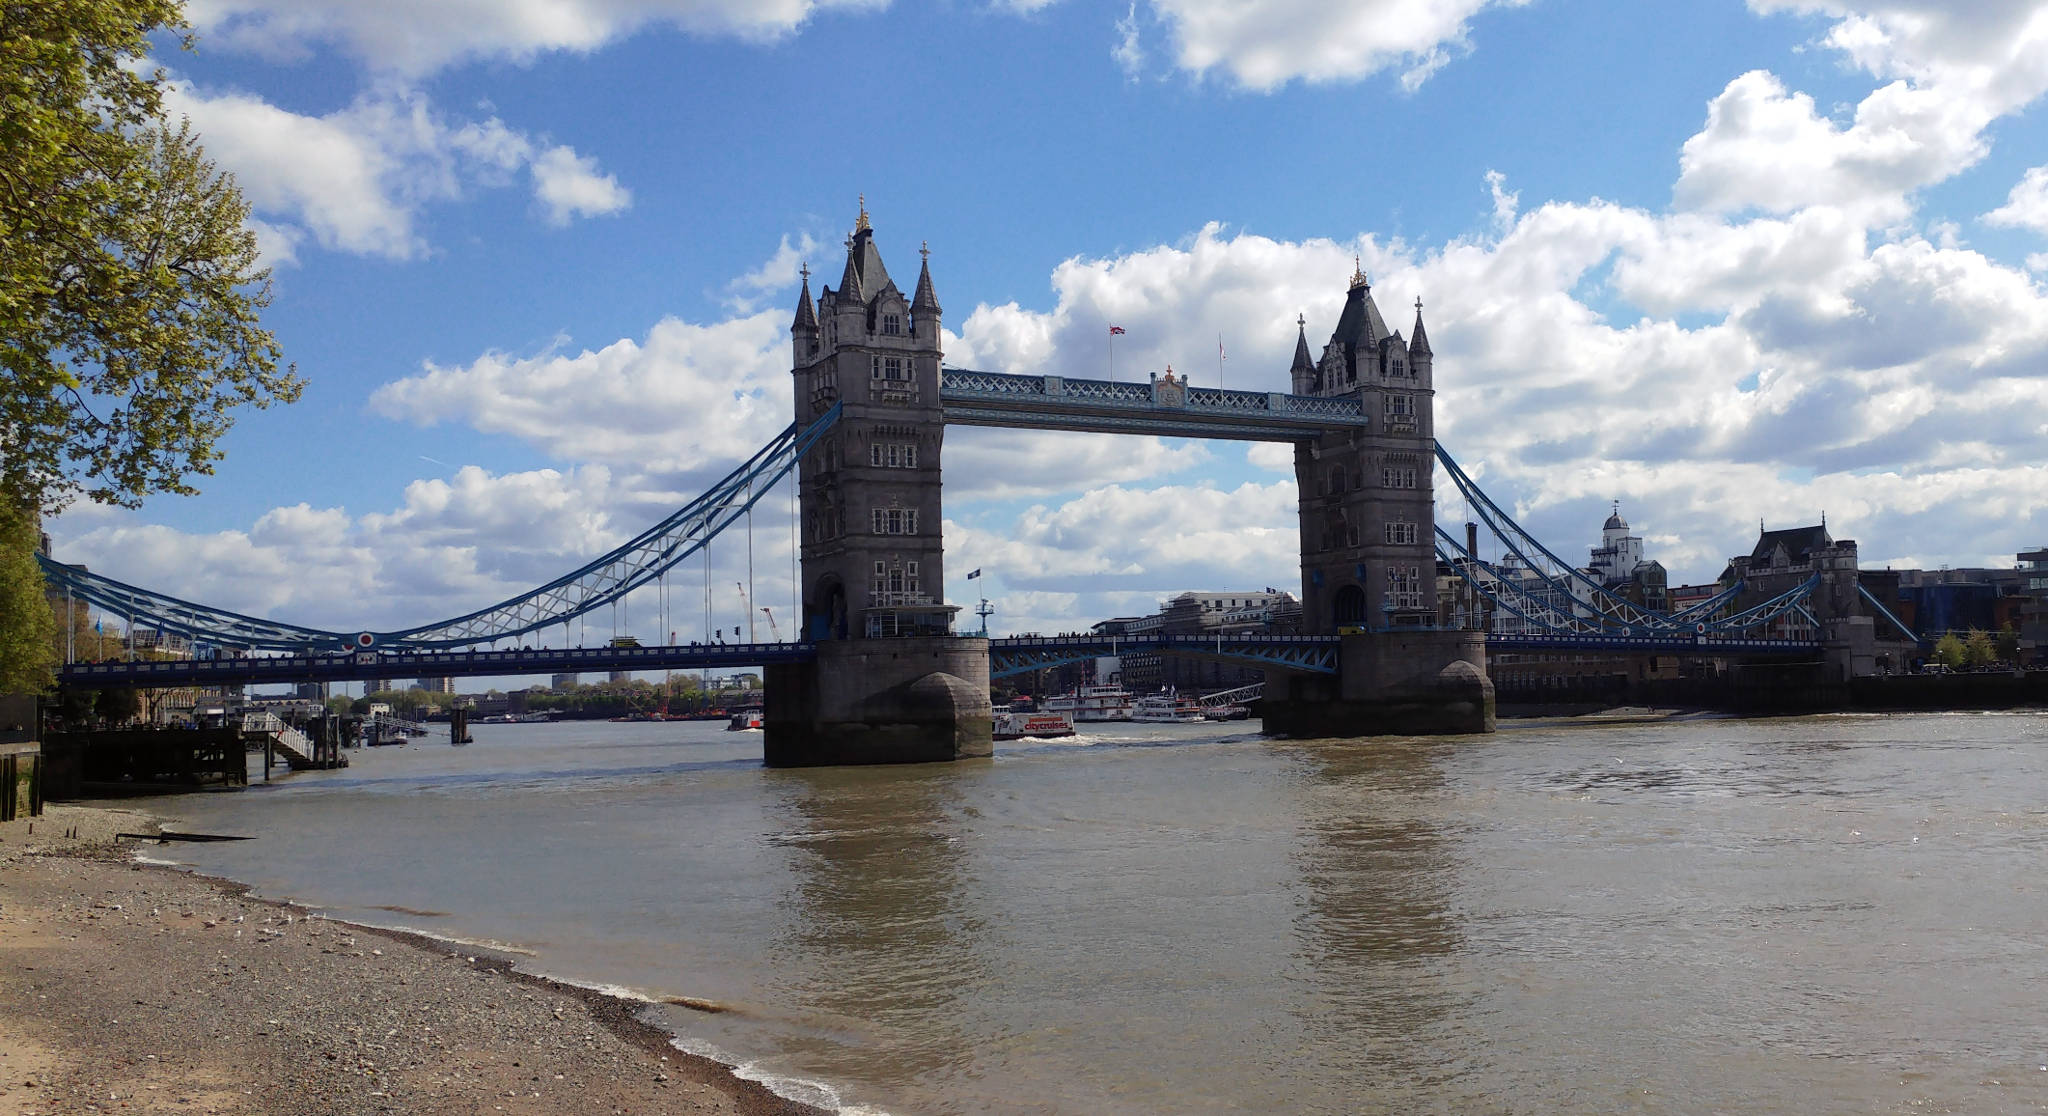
[57,631,1822,689]
[58,641,818,688]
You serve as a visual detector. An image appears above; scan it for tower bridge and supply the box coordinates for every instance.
[41,203,1902,764]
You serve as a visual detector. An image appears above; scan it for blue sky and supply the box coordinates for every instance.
[48,0,2048,665]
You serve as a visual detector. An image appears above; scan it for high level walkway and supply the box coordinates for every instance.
[939,369,1370,441]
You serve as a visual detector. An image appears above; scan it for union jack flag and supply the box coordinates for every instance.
[1108,325,1126,335]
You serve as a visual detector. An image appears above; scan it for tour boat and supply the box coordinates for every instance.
[725,708,764,731]
[991,710,1077,740]
[1131,690,1205,723]
[1048,684,1134,722]
[1203,703,1251,721]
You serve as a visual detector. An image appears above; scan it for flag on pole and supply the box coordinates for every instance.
[1108,325,1126,335]
[1219,335,1226,362]
[966,568,982,579]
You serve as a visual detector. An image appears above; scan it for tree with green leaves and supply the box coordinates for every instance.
[1996,623,2020,664]
[3,1,301,514]
[1964,628,1996,668]
[1931,632,1966,670]
[2,0,299,693]
[0,501,58,692]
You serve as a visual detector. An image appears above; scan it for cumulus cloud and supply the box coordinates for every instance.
[530,145,633,226]
[180,0,1521,88]
[1147,0,1526,91]
[1677,3,2048,223]
[164,80,631,261]
[368,312,792,472]
[184,0,891,75]
[1672,70,1992,222]
[1985,164,2048,235]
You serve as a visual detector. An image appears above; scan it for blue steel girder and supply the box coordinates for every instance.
[58,641,818,688]
[1858,583,1924,644]
[1713,574,1822,633]
[1486,633,1822,655]
[989,634,1339,679]
[939,368,1370,441]
[1435,444,1682,630]
[38,404,844,652]
[1437,525,1821,641]
[1435,530,1638,637]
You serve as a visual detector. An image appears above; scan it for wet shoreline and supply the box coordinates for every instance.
[0,804,829,1116]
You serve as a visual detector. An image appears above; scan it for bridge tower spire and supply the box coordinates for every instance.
[791,263,818,367]
[769,202,991,766]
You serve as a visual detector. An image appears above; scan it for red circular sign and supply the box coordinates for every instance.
[356,632,376,648]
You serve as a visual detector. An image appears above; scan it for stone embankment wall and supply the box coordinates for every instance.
[1497,668,2048,716]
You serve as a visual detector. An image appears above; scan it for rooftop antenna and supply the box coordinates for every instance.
[975,596,994,637]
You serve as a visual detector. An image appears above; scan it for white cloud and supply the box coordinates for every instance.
[1146,0,1526,91]
[1485,169,1518,232]
[1672,70,1992,222]
[184,0,891,75]
[369,312,791,473]
[531,145,632,226]
[1676,3,2048,224]
[726,234,822,313]
[1112,2,1146,80]
[1749,1,2048,107]
[164,80,631,261]
[1985,164,2048,235]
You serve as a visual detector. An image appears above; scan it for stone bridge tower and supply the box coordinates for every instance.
[1263,266,1493,736]
[765,203,991,766]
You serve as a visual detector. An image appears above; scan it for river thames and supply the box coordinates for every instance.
[150,712,2048,1114]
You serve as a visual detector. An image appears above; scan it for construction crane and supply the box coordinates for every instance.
[735,581,757,642]
[760,606,782,641]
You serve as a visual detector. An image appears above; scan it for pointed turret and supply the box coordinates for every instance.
[792,265,818,334]
[1409,296,1431,355]
[831,197,900,313]
[912,241,941,319]
[837,233,865,303]
[1289,313,1316,393]
[1321,258,1391,387]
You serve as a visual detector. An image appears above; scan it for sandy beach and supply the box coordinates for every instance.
[0,805,826,1116]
